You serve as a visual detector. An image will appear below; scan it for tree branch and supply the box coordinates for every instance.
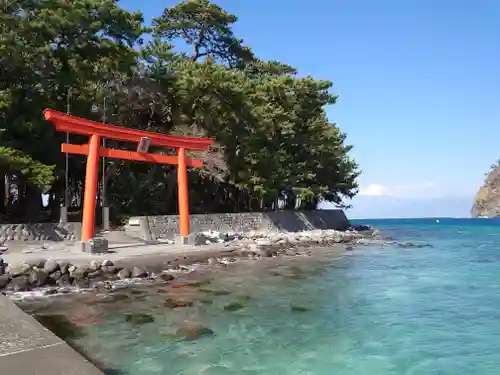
[191,27,206,61]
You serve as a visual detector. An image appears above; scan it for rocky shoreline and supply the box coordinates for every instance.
[0,227,374,296]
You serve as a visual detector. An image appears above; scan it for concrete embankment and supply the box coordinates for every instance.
[0,294,104,375]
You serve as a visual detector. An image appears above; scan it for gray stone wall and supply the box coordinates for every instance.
[0,222,81,243]
[126,210,349,240]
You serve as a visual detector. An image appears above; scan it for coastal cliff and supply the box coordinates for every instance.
[471,163,500,217]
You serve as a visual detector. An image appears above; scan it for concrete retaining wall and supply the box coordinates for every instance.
[126,210,349,240]
[0,222,81,243]
[0,295,104,374]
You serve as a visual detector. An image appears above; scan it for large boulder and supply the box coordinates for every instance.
[43,259,59,273]
[0,258,5,275]
[89,260,101,271]
[131,266,147,278]
[49,270,63,282]
[73,276,90,289]
[7,263,31,277]
[24,258,46,269]
[117,268,131,280]
[56,274,72,287]
[0,275,10,289]
[29,269,49,287]
[8,275,31,291]
[58,261,70,275]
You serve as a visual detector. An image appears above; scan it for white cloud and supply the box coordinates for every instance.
[359,184,393,196]
[359,182,437,198]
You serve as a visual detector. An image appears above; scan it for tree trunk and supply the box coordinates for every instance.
[0,174,5,216]
[23,184,42,222]
[48,183,62,221]
[302,198,318,211]
[163,168,177,214]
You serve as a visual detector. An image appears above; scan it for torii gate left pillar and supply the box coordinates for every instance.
[43,109,214,244]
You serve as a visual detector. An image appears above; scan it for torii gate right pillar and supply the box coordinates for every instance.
[177,148,190,243]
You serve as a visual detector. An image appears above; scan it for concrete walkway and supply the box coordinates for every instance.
[3,240,238,267]
[0,294,104,374]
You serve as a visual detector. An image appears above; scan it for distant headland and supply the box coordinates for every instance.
[471,160,500,218]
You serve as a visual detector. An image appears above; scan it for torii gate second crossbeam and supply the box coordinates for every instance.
[43,109,215,242]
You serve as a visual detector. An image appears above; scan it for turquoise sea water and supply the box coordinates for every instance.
[24,218,500,374]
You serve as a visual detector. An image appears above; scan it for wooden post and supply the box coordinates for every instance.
[81,134,100,241]
[177,147,190,239]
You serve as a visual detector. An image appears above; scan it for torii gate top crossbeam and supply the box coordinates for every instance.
[43,109,214,151]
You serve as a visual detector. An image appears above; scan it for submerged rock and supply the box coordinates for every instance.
[164,297,194,308]
[157,273,175,282]
[290,304,311,313]
[125,313,155,325]
[223,295,251,311]
[35,314,85,340]
[199,297,214,305]
[223,301,245,311]
[199,288,231,296]
[186,279,211,287]
[101,293,130,303]
[129,289,146,295]
[283,272,306,280]
[170,281,200,289]
[175,322,214,341]
[397,242,432,249]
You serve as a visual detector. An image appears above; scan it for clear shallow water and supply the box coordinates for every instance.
[21,218,500,374]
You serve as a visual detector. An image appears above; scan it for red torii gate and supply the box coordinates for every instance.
[43,109,214,242]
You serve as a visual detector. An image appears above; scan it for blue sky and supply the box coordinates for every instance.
[120,0,500,218]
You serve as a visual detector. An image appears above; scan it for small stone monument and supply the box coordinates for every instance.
[75,237,109,254]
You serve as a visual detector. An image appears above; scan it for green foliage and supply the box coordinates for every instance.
[0,0,360,221]
[0,147,54,190]
[152,0,253,65]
